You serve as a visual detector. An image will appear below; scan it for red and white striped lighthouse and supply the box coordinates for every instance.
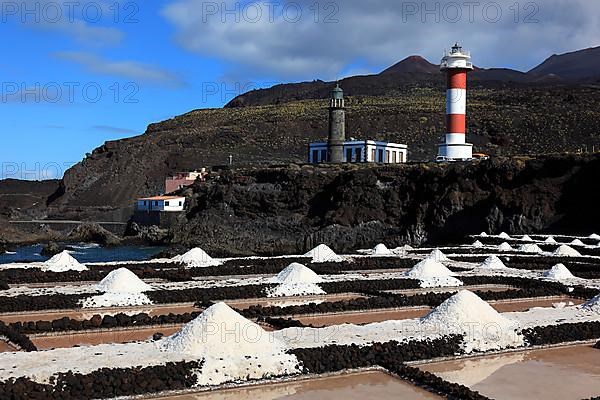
[437,43,474,161]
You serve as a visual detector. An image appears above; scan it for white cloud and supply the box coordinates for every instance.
[14,0,124,45]
[54,52,185,87]
[161,0,600,80]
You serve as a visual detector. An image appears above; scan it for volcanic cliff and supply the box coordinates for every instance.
[166,153,600,256]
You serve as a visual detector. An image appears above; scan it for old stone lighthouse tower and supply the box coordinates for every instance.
[328,84,346,163]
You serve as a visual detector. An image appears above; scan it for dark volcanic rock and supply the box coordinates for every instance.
[41,241,64,257]
[67,223,121,246]
[124,222,170,245]
[170,154,600,255]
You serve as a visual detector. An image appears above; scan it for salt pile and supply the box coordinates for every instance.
[543,264,576,280]
[271,263,323,284]
[421,290,522,352]
[405,258,462,288]
[479,232,489,237]
[268,263,325,297]
[570,239,585,246]
[498,232,511,239]
[303,244,343,263]
[588,234,600,240]
[43,251,88,272]
[372,243,392,255]
[428,249,450,262]
[544,236,558,244]
[95,268,153,293]
[518,243,543,253]
[392,244,414,255]
[172,247,220,267]
[160,303,299,385]
[479,256,507,269]
[552,245,582,257]
[497,242,513,251]
[521,235,533,241]
[81,268,153,308]
[472,240,484,248]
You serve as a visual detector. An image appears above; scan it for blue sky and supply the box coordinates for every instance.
[2,0,599,180]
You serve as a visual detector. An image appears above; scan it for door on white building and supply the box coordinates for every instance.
[355,148,363,162]
[312,149,319,163]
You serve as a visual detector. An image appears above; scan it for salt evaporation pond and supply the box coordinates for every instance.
[154,371,440,400]
[420,345,600,400]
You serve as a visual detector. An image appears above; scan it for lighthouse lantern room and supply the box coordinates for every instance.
[437,43,474,162]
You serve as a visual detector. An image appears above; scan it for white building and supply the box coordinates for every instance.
[136,196,186,212]
[309,140,408,164]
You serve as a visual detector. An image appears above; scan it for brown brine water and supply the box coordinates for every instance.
[150,371,440,399]
[420,345,600,400]
[31,327,181,350]
[0,341,19,353]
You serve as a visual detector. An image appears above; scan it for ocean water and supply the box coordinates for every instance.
[0,243,164,264]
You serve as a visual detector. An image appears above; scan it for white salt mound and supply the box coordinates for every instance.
[269,263,325,297]
[479,256,507,269]
[498,232,511,239]
[472,240,484,248]
[303,244,343,263]
[271,263,323,284]
[588,234,600,240]
[544,236,557,244]
[518,243,543,253]
[553,245,582,257]
[570,239,585,246]
[373,243,392,255]
[405,258,462,288]
[543,264,575,280]
[405,259,456,278]
[160,303,299,385]
[421,290,522,352]
[172,247,219,267]
[428,249,450,262]
[43,251,88,272]
[479,232,489,237]
[498,242,513,251]
[521,235,533,241]
[95,268,153,293]
[161,303,290,355]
